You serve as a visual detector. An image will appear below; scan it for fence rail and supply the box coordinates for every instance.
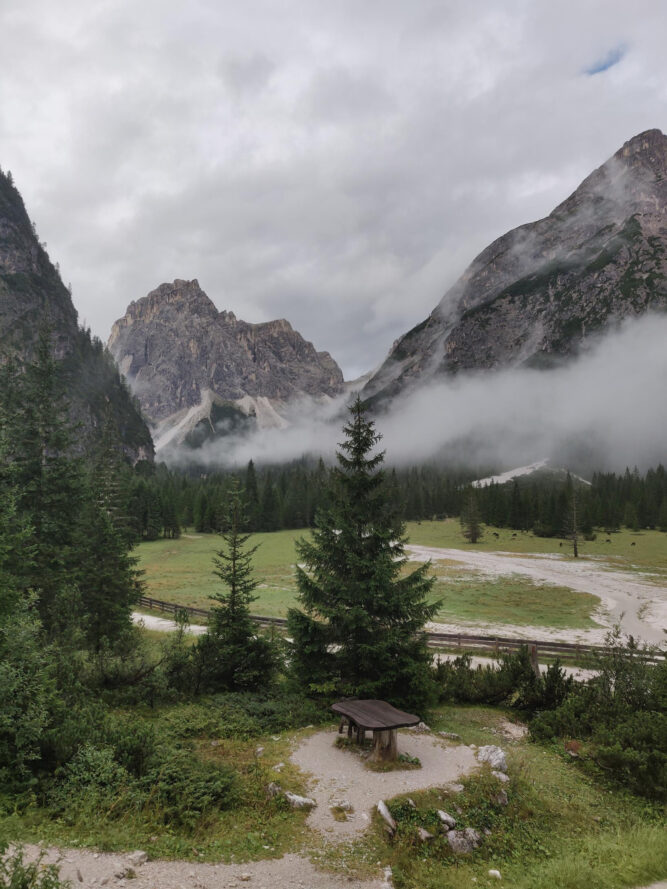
[137,596,659,663]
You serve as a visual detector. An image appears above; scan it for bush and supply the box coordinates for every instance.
[0,843,69,889]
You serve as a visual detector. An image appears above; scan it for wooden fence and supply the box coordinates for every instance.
[136,595,655,663]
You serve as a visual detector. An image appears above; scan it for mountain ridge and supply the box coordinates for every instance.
[363,129,667,402]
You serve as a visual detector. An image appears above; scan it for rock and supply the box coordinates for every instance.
[449,783,465,793]
[362,130,667,405]
[492,770,510,783]
[476,745,508,773]
[239,875,252,882]
[488,869,502,879]
[331,799,353,811]
[410,721,431,733]
[494,790,509,807]
[406,798,416,808]
[381,865,393,888]
[77,869,83,882]
[210,740,220,747]
[436,810,457,830]
[272,762,285,771]
[108,280,344,440]
[284,791,316,809]
[127,851,148,867]
[266,782,282,797]
[255,746,264,757]
[439,731,461,740]
[447,828,482,854]
[417,827,435,842]
[377,800,397,834]
[0,170,153,463]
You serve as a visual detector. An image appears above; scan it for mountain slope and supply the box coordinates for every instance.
[107,279,344,446]
[364,129,667,401]
[0,168,154,461]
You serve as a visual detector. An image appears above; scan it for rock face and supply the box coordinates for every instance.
[0,169,153,461]
[108,279,344,437]
[364,129,667,402]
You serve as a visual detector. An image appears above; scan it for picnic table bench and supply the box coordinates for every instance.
[331,699,420,762]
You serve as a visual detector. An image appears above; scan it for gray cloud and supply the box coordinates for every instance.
[1,0,666,377]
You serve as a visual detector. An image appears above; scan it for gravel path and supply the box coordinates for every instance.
[132,613,207,635]
[18,845,385,889]
[289,727,477,838]
[408,545,667,644]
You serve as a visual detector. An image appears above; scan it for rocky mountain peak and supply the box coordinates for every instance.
[364,129,667,402]
[108,280,344,426]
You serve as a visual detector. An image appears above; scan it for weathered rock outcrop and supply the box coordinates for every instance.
[364,129,667,402]
[108,279,344,437]
[0,169,153,461]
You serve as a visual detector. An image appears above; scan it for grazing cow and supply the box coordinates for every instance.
[493,532,499,538]
[631,541,636,546]
[605,539,611,543]
[511,533,517,538]
[559,541,563,547]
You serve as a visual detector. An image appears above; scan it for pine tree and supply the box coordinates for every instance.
[194,481,278,692]
[287,396,438,712]
[460,487,483,543]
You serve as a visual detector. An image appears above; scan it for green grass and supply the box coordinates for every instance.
[135,520,665,630]
[406,519,667,577]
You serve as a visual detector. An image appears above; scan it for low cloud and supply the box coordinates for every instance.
[167,313,667,473]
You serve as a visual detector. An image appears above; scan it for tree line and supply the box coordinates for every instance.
[131,460,667,541]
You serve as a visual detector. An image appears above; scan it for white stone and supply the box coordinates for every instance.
[127,851,148,867]
[476,745,508,773]
[492,770,510,782]
[417,827,435,842]
[439,731,461,740]
[377,800,397,834]
[284,791,316,809]
[437,810,456,829]
[488,869,502,879]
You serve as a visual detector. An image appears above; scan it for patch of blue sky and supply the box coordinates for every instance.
[584,44,627,76]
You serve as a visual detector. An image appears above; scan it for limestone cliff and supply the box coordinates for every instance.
[364,129,667,401]
[108,279,344,440]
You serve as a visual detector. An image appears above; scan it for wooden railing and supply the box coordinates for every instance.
[137,596,660,663]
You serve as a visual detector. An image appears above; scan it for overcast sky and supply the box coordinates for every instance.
[1,1,666,379]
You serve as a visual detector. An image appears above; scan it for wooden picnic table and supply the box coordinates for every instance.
[331,699,420,762]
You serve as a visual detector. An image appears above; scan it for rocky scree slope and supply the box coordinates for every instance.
[364,129,667,402]
[108,279,344,445]
[0,169,153,461]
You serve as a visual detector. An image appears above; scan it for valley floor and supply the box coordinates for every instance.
[407,544,666,645]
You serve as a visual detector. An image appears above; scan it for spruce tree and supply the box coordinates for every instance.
[194,481,278,692]
[287,396,438,712]
[460,487,483,543]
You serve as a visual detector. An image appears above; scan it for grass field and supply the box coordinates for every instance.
[134,519,666,630]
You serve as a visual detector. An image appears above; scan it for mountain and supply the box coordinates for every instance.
[0,168,153,461]
[107,279,344,449]
[364,129,667,402]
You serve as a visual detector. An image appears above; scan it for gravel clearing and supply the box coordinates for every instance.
[289,727,478,838]
[408,545,666,644]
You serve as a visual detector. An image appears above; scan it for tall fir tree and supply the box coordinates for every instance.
[287,396,438,712]
[460,487,483,544]
[194,481,278,692]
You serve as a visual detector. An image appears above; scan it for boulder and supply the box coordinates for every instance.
[492,770,509,783]
[436,810,457,830]
[476,745,508,773]
[447,828,481,854]
[410,722,431,733]
[417,827,435,842]
[377,800,397,834]
[494,790,509,807]
[127,851,148,867]
[489,869,502,879]
[284,791,316,809]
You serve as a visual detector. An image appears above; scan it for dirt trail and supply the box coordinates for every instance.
[408,545,666,645]
[290,727,477,838]
[17,845,385,889]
